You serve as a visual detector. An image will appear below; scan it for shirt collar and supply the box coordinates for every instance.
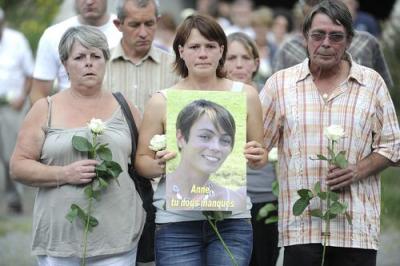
[110,41,161,64]
[297,52,364,86]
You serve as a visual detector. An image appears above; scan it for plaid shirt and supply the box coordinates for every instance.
[104,44,179,113]
[272,31,393,88]
[260,57,400,250]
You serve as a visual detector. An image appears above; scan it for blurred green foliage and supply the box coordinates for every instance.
[384,48,400,117]
[381,167,400,230]
[383,39,400,115]
[0,0,63,53]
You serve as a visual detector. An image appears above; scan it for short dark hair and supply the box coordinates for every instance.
[176,99,235,149]
[173,14,227,78]
[302,0,354,41]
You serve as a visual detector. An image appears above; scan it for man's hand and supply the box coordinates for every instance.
[326,164,361,190]
[327,153,394,190]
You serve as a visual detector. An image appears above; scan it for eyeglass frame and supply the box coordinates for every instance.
[308,30,347,43]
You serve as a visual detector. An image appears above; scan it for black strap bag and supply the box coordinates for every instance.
[113,92,156,264]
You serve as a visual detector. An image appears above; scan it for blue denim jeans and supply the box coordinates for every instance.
[155,219,252,266]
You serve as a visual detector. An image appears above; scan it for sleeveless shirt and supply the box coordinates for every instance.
[31,97,145,257]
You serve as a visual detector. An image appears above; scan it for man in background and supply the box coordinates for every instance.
[0,7,34,213]
[273,0,393,88]
[30,0,121,104]
[105,0,179,112]
[341,0,381,37]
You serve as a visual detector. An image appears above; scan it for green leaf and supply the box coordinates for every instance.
[318,191,327,200]
[98,177,109,189]
[272,180,279,197]
[330,201,346,215]
[293,198,310,216]
[69,203,99,231]
[72,204,88,223]
[345,211,353,225]
[105,161,123,178]
[310,209,323,218]
[97,145,112,161]
[334,151,348,169]
[92,189,101,201]
[96,162,107,172]
[328,191,339,202]
[66,205,78,223]
[316,154,328,161]
[84,186,94,199]
[297,189,313,199]
[257,203,277,220]
[323,211,337,221]
[313,181,321,194]
[72,136,92,152]
[87,215,99,231]
[265,216,279,224]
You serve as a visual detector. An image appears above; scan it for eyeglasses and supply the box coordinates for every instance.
[309,32,346,43]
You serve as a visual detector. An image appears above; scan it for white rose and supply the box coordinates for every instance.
[87,118,106,135]
[149,134,166,151]
[324,125,345,141]
[268,147,278,162]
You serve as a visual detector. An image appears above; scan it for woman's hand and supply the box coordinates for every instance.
[244,141,268,169]
[60,159,98,185]
[155,150,177,169]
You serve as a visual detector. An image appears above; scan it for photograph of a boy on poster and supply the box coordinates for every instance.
[166,91,247,211]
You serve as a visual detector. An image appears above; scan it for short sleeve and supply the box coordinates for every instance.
[33,28,60,81]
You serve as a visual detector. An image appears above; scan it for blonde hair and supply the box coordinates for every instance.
[251,7,273,28]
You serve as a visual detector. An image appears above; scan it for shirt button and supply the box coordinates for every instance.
[322,93,328,99]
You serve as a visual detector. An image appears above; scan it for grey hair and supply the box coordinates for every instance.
[116,0,160,22]
[303,0,354,40]
[58,26,110,63]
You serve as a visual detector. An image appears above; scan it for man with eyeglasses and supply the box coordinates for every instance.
[260,1,400,265]
[272,0,393,89]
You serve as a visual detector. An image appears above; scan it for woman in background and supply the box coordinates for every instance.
[225,32,280,266]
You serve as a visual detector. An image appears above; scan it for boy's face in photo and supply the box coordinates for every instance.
[177,114,233,175]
